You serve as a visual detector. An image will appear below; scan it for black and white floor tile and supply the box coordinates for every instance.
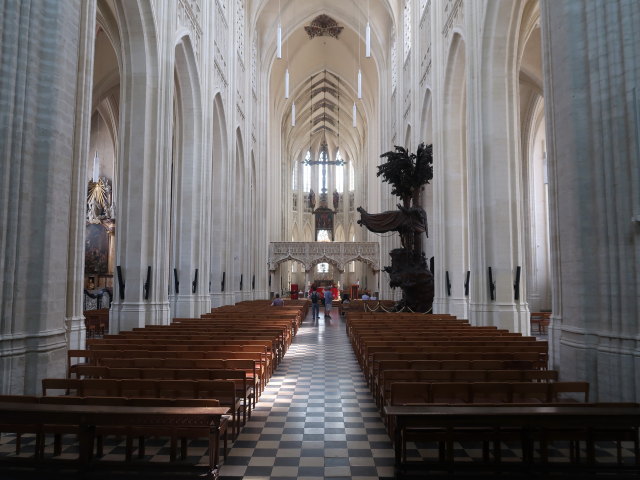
[217,311,395,480]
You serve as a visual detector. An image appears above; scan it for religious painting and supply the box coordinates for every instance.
[315,207,333,230]
[85,223,109,274]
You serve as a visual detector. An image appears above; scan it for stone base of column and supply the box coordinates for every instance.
[170,294,212,318]
[468,302,530,333]
[555,328,640,402]
[0,330,67,395]
[209,292,225,308]
[110,301,171,333]
[432,297,448,315]
[433,297,469,319]
[66,315,87,350]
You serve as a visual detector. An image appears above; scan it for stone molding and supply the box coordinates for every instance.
[268,242,380,272]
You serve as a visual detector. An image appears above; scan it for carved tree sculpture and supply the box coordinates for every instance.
[357,143,434,312]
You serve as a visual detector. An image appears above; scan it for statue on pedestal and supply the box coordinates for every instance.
[357,143,434,312]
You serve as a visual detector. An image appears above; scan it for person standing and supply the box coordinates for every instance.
[324,286,333,319]
[310,287,320,320]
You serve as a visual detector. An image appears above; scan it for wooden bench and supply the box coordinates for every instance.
[83,308,109,338]
[531,311,551,334]
[42,378,243,440]
[384,404,640,475]
[0,400,228,478]
[73,366,254,423]
[376,370,559,407]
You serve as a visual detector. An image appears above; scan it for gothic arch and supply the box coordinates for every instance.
[420,89,434,260]
[469,0,530,332]
[233,128,246,300]
[303,223,313,242]
[435,31,468,318]
[348,224,355,242]
[110,0,171,330]
[170,33,204,317]
[343,255,376,271]
[210,93,228,303]
[308,256,342,273]
[515,3,550,315]
[249,152,257,292]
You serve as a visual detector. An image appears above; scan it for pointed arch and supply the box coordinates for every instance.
[436,31,468,318]
[170,33,204,317]
[303,223,313,242]
[110,0,171,330]
[210,93,228,300]
[420,89,434,260]
[250,152,257,272]
[233,128,246,300]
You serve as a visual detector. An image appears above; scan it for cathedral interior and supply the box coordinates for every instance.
[0,0,639,476]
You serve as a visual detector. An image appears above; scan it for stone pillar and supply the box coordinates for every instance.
[66,1,97,350]
[109,1,175,332]
[465,1,529,332]
[0,0,87,393]
[431,0,469,319]
[540,0,640,401]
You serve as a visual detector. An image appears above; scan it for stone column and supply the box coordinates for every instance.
[0,0,86,393]
[109,1,175,332]
[540,0,640,401]
[66,1,97,350]
[431,0,469,319]
[465,1,529,332]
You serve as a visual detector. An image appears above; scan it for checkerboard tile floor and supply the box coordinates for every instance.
[217,311,396,480]
[1,309,638,479]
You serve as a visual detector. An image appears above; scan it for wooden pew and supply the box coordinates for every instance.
[384,404,640,475]
[531,311,551,334]
[0,399,228,478]
[42,378,242,439]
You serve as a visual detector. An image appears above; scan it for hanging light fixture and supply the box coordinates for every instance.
[365,0,371,57]
[92,150,100,183]
[365,22,371,57]
[92,114,101,183]
[352,102,357,128]
[277,25,282,58]
[277,0,282,58]
[285,68,290,98]
[291,101,296,126]
[357,7,363,99]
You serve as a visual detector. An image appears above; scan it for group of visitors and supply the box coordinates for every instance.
[309,285,337,320]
